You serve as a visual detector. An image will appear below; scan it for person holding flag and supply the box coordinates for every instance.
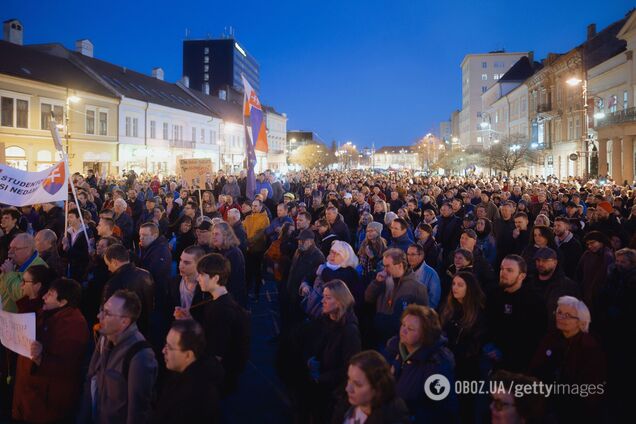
[242,75,268,200]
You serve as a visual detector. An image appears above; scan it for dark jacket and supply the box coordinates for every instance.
[331,396,410,424]
[485,283,547,372]
[319,265,366,314]
[12,306,89,423]
[213,246,247,308]
[232,221,248,255]
[529,331,606,423]
[286,245,325,316]
[339,203,360,234]
[436,215,462,259]
[149,358,223,424]
[329,215,352,244]
[103,263,155,336]
[389,232,414,253]
[39,246,64,277]
[555,234,583,279]
[114,212,134,248]
[529,270,581,328]
[139,235,172,305]
[196,293,250,394]
[576,247,614,311]
[40,206,65,240]
[443,307,487,381]
[385,335,458,423]
[78,323,158,424]
[64,227,92,282]
[493,217,515,264]
[0,225,23,263]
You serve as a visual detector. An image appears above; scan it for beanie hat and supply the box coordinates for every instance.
[367,221,383,234]
[597,201,613,214]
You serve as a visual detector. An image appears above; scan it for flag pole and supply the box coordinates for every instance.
[50,120,92,253]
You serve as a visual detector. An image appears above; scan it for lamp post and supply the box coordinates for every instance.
[566,77,590,177]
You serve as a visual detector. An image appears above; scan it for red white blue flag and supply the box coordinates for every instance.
[0,161,68,206]
[242,75,268,199]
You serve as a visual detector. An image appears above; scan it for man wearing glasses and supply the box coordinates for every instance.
[0,233,48,312]
[78,290,157,424]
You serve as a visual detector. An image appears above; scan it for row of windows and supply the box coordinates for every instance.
[481,74,505,81]
[482,61,506,68]
[1,95,109,136]
[146,119,219,144]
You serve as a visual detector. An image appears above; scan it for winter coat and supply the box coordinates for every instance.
[243,211,270,253]
[213,246,247,308]
[12,306,89,423]
[384,335,458,423]
[576,247,614,311]
[389,232,414,253]
[411,262,442,309]
[0,253,48,312]
[555,233,584,279]
[78,323,158,424]
[528,270,581,328]
[103,263,155,336]
[286,245,325,306]
[139,235,172,301]
[149,358,223,424]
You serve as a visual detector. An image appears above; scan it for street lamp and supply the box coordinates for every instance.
[566,76,590,177]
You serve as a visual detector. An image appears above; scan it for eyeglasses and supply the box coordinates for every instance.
[490,398,515,411]
[8,245,29,251]
[98,307,130,319]
[554,310,579,320]
[21,279,35,284]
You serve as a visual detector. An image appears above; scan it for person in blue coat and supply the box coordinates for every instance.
[384,304,459,423]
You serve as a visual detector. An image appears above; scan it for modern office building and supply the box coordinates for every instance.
[183,38,260,96]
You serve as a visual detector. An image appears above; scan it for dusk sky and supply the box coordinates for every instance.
[4,0,635,148]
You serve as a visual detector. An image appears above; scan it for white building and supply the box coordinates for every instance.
[459,51,528,148]
[265,107,287,171]
[373,146,419,170]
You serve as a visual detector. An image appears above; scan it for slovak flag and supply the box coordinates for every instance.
[42,161,66,195]
[242,75,268,154]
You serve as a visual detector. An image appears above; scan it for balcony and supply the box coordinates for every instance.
[597,107,636,128]
[536,103,552,113]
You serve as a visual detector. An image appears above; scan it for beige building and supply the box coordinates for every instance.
[458,51,528,148]
[373,146,420,170]
[589,11,636,183]
[1,22,119,173]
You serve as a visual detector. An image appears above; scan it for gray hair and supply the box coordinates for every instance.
[114,198,127,209]
[557,296,591,333]
[615,248,636,267]
[227,208,241,221]
[35,229,57,244]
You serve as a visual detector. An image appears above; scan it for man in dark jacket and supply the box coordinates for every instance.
[436,203,462,263]
[114,198,134,249]
[388,218,413,253]
[554,217,583,279]
[227,208,248,255]
[38,203,65,240]
[284,229,325,328]
[528,248,581,327]
[494,201,516,266]
[34,229,63,276]
[325,206,351,244]
[339,193,359,240]
[151,319,223,424]
[0,208,24,264]
[78,290,157,424]
[103,244,155,336]
[138,223,172,301]
[485,255,546,372]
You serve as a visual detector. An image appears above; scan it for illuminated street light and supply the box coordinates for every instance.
[566,77,583,86]
[594,112,606,120]
[480,122,489,129]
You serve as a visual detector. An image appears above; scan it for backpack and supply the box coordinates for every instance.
[122,340,153,380]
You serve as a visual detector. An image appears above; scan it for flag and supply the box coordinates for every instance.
[242,75,268,199]
[0,161,68,206]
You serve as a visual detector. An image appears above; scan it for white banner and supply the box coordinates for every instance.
[0,160,68,206]
[0,309,36,358]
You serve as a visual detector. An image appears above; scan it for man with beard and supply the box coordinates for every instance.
[553,217,583,279]
[339,193,359,241]
[485,255,546,372]
[511,212,530,254]
[528,247,580,328]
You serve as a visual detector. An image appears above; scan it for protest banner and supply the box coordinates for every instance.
[0,160,68,206]
[0,309,36,358]
[178,158,212,189]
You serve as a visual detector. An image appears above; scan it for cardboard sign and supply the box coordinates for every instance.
[0,309,36,358]
[178,158,212,188]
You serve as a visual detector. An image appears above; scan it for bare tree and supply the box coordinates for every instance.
[487,135,539,176]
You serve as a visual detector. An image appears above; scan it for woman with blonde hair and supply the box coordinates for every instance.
[301,279,361,423]
[210,221,247,307]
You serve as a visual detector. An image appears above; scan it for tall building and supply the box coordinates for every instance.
[183,38,260,96]
[439,120,451,141]
[458,51,528,148]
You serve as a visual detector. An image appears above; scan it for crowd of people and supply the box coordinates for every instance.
[0,167,634,423]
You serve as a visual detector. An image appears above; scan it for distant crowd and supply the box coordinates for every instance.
[0,167,634,423]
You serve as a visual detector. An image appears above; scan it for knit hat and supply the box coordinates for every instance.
[384,212,398,225]
[597,201,613,214]
[367,221,383,234]
[583,230,610,246]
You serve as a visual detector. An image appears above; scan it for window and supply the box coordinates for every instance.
[86,109,95,134]
[477,136,483,143]
[41,103,63,129]
[150,120,156,139]
[192,127,197,142]
[624,90,628,110]
[481,86,488,93]
[204,47,209,54]
[2,97,14,127]
[204,65,209,72]
[99,111,108,135]
[567,118,573,140]
[163,122,169,140]
[574,116,581,139]
[204,73,209,81]
[609,95,618,113]
[200,128,205,143]
[210,130,217,145]
[1,97,27,128]
[204,56,209,64]
[477,112,482,118]
[555,120,562,142]
[482,74,487,80]
[132,118,138,137]
[482,62,487,68]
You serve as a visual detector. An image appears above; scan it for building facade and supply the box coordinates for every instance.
[183,38,260,96]
[265,107,287,171]
[373,146,419,170]
[458,51,528,148]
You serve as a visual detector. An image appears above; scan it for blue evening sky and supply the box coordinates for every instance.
[3,0,635,148]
